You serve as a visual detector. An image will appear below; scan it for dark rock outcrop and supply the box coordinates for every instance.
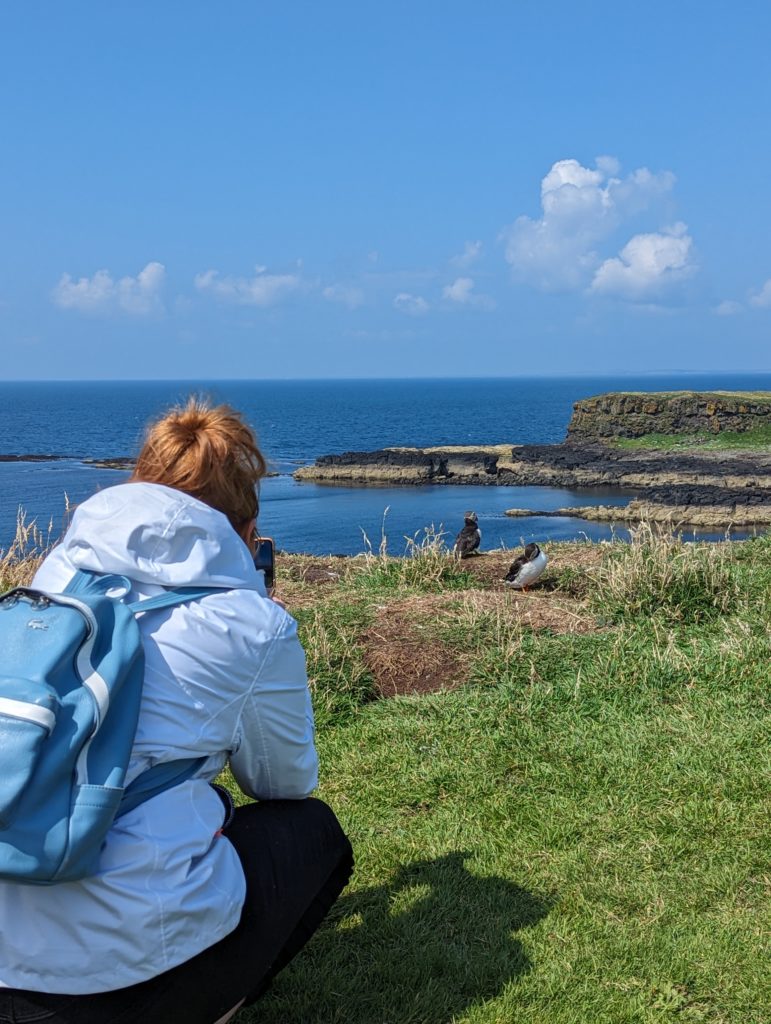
[294,441,771,524]
[296,447,505,485]
[0,454,70,463]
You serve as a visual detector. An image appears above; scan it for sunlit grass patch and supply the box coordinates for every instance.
[589,523,740,625]
[613,424,771,450]
[351,514,474,593]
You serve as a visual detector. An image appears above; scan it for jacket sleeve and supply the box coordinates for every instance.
[230,610,318,800]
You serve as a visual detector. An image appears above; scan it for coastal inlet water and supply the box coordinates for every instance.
[1,374,770,555]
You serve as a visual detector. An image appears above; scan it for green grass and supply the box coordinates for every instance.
[612,425,771,450]
[5,523,767,1023]
[244,634,768,1022]
[352,520,476,594]
[294,601,377,729]
[592,390,771,403]
[229,535,770,1024]
[349,550,473,595]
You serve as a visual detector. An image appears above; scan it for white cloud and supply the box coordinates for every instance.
[540,159,604,197]
[450,240,483,268]
[443,277,475,302]
[194,265,300,306]
[590,223,695,300]
[442,276,495,310]
[322,283,365,309]
[502,157,676,290]
[714,299,743,316]
[393,292,430,316]
[52,262,166,315]
[750,278,771,308]
[595,155,621,176]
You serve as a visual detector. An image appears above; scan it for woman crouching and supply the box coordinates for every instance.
[0,398,352,1024]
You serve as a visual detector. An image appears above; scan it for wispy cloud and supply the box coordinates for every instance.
[450,240,483,269]
[393,292,430,316]
[714,299,743,316]
[442,276,495,310]
[52,262,166,314]
[501,157,676,291]
[713,277,771,315]
[590,223,695,301]
[194,265,300,306]
[749,278,771,308]
[322,283,365,309]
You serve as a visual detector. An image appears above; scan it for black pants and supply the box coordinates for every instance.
[0,798,353,1024]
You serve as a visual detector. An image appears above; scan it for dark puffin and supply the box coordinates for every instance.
[454,511,481,558]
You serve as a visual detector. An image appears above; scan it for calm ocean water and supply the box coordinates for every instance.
[1,374,769,555]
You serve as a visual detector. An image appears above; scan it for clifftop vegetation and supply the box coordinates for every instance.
[3,524,768,1024]
[567,390,771,442]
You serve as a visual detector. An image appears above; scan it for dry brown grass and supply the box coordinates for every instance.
[448,587,600,635]
[0,512,54,590]
[362,596,470,697]
[588,522,740,623]
[276,554,352,609]
[360,582,600,697]
[279,544,605,702]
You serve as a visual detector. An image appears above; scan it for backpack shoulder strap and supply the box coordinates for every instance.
[127,586,225,616]
[117,756,208,818]
[122,585,225,816]
[64,570,226,614]
[58,572,225,823]
[64,569,132,598]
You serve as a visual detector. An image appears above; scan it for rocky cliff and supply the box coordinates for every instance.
[566,391,771,440]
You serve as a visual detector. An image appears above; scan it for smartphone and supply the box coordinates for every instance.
[253,537,275,592]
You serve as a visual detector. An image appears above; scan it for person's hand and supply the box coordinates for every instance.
[269,593,287,610]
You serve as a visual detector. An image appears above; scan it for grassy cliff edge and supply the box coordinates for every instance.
[2,530,768,1024]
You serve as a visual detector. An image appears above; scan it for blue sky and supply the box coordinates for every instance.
[1,1,769,379]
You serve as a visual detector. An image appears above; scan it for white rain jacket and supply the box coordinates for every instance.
[0,482,318,994]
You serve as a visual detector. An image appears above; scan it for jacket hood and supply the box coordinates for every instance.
[58,482,261,590]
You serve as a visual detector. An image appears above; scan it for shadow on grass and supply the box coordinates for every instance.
[241,851,550,1024]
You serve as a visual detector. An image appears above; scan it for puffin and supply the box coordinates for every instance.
[454,511,481,558]
[504,542,548,590]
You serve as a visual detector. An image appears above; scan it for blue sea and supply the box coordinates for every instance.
[1,374,770,555]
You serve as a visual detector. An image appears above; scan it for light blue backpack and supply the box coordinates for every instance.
[0,569,220,885]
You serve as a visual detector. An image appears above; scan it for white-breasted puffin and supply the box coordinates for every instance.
[454,511,481,558]
[504,542,548,590]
